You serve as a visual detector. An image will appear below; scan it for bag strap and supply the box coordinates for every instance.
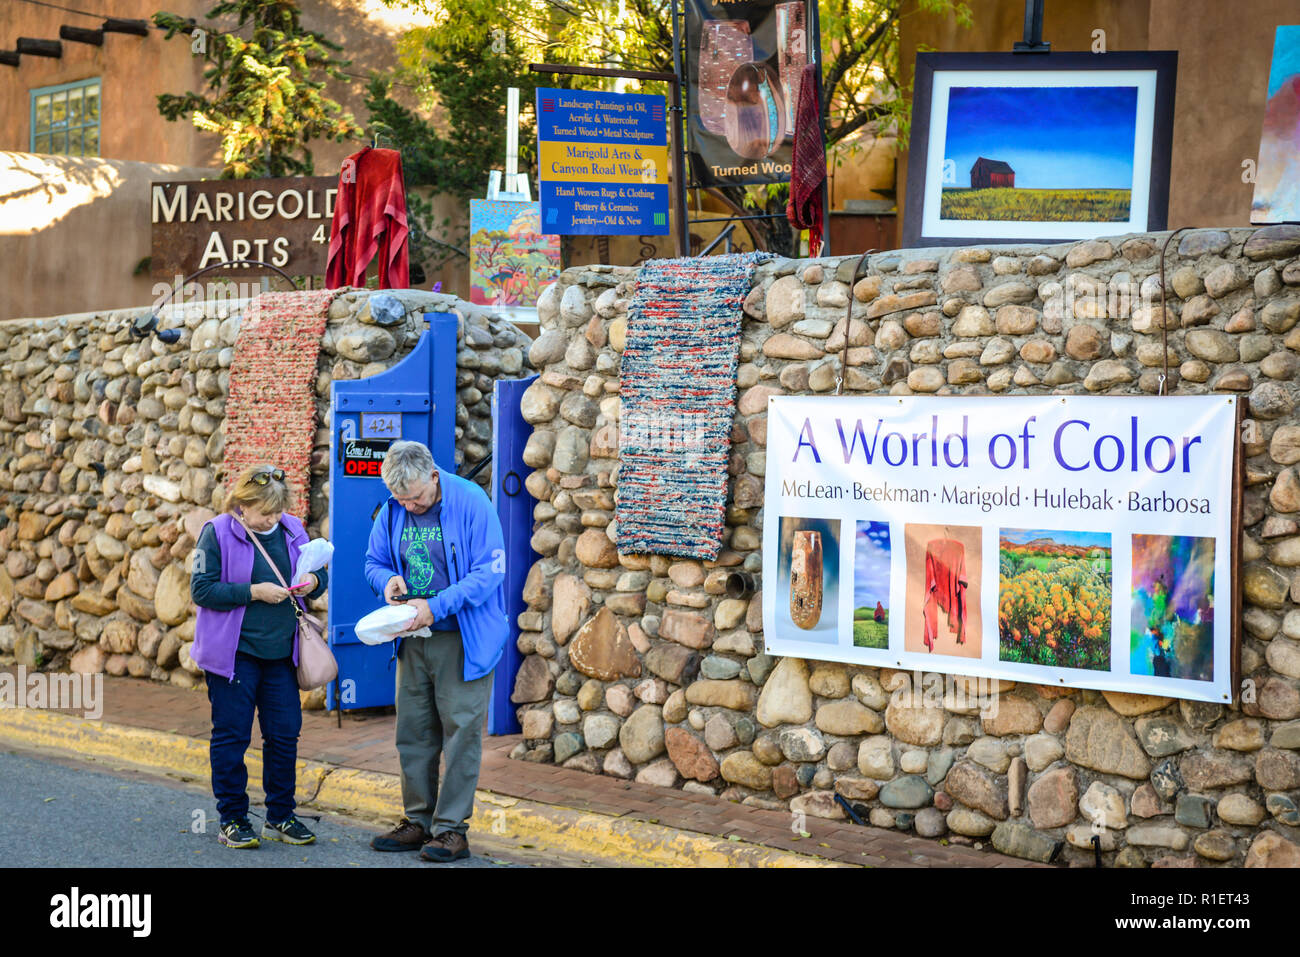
[235,517,310,618]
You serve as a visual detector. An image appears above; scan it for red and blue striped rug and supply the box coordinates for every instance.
[616,252,769,559]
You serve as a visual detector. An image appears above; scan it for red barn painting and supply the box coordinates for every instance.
[970,157,1015,189]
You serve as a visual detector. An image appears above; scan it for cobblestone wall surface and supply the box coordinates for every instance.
[0,288,533,705]
[510,227,1300,867]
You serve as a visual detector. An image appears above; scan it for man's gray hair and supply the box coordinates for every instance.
[381,440,436,495]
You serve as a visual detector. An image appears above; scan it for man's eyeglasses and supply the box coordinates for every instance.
[250,468,286,486]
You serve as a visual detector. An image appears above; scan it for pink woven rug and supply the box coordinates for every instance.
[223,289,341,520]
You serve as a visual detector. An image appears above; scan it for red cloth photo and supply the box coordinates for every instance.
[326,146,410,290]
[923,538,968,651]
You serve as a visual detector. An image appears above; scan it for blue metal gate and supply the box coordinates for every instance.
[488,374,540,734]
[326,312,457,710]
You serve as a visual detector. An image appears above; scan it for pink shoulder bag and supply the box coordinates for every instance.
[238,519,338,691]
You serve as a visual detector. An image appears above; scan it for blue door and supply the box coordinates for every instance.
[326,313,457,710]
[488,374,540,734]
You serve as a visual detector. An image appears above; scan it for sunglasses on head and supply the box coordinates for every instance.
[250,468,286,486]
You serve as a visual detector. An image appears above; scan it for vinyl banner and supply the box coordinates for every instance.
[684,0,809,187]
[762,396,1237,704]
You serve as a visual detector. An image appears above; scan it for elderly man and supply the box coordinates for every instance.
[363,440,508,862]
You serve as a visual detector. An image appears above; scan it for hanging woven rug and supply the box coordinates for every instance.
[223,288,341,520]
[616,252,770,560]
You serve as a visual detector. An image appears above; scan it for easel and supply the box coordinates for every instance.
[1012,0,1051,53]
[479,87,542,324]
[487,87,532,201]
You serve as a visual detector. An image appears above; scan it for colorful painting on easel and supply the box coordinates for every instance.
[1252,25,1300,224]
[468,200,561,309]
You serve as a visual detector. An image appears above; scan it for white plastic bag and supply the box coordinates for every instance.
[293,538,334,588]
[355,605,418,645]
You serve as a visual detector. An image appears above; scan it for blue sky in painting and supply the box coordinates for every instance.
[943,86,1138,189]
[1267,26,1300,98]
[1000,528,1111,549]
[854,521,891,609]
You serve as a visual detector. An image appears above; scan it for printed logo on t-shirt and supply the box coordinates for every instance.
[400,523,443,595]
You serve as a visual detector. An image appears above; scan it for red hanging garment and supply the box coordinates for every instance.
[922,538,967,651]
[326,147,410,289]
[786,62,825,257]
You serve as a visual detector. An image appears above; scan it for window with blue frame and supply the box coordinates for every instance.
[31,79,101,157]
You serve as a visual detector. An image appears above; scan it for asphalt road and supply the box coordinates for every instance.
[0,746,605,868]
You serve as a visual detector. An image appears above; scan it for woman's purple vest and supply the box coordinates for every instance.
[191,512,309,681]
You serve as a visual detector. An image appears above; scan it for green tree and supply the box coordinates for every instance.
[375,0,970,254]
[153,0,361,178]
[364,34,549,275]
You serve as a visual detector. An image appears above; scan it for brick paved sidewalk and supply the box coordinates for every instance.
[9,668,1043,867]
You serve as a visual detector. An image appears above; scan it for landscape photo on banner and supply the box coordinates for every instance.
[760,395,1236,704]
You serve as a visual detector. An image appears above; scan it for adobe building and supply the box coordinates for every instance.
[0,0,442,320]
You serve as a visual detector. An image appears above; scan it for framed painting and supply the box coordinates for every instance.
[1251,24,1300,224]
[902,51,1177,248]
[468,199,561,325]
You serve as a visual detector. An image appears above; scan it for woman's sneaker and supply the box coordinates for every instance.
[262,815,317,845]
[218,819,260,849]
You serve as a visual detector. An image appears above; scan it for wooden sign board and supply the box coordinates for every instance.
[150,176,338,279]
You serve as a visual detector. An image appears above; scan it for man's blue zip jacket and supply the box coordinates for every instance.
[364,467,509,681]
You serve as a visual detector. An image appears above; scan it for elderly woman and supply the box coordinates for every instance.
[191,466,328,849]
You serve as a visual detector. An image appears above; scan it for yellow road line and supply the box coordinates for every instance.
[0,708,850,868]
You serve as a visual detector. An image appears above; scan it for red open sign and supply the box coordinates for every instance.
[341,438,390,478]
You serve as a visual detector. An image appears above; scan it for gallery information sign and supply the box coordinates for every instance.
[762,396,1237,704]
[535,87,670,235]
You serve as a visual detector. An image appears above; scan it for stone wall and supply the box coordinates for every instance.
[510,228,1300,868]
[0,288,534,695]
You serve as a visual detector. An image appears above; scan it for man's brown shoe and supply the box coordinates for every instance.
[370,818,431,852]
[419,830,470,862]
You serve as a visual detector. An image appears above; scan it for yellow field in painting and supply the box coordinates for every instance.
[940,187,1131,222]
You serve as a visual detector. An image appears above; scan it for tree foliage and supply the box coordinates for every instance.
[375,0,971,254]
[365,37,546,203]
[153,0,360,178]
[364,34,549,273]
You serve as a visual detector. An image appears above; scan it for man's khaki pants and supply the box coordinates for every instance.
[394,631,493,836]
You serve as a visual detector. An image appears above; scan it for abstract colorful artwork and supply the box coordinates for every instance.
[468,200,560,310]
[1130,534,1215,682]
[1251,25,1300,224]
[853,521,890,649]
[999,529,1112,672]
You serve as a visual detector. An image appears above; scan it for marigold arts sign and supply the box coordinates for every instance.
[150,176,337,278]
[762,395,1238,704]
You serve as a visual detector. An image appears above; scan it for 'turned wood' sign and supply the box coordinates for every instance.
[150,176,337,279]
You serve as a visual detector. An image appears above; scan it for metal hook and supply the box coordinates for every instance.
[835,248,878,396]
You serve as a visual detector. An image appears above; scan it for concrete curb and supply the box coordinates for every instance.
[0,708,849,868]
